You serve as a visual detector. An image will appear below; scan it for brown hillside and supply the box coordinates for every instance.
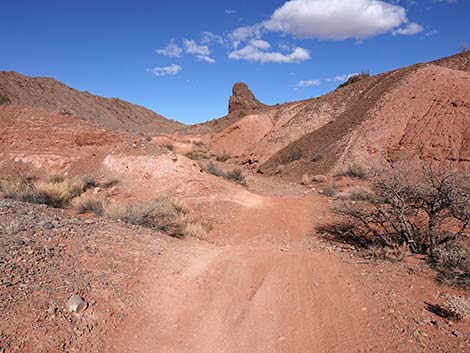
[0,71,183,134]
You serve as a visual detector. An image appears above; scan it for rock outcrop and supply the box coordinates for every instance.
[228,82,266,115]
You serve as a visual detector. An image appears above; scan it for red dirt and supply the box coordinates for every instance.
[1,51,470,353]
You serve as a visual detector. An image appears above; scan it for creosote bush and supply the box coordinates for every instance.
[322,166,470,287]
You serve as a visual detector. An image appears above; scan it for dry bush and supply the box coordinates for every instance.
[164,143,174,151]
[301,174,310,186]
[104,197,190,238]
[72,194,104,215]
[311,175,327,183]
[323,184,337,197]
[185,151,206,161]
[324,166,470,258]
[99,178,119,189]
[46,175,65,184]
[1,176,92,208]
[441,296,470,321]
[215,151,229,162]
[340,163,368,180]
[192,140,204,147]
[225,168,245,184]
[205,162,224,177]
[348,186,375,201]
[429,240,470,288]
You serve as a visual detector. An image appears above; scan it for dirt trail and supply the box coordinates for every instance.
[104,194,382,353]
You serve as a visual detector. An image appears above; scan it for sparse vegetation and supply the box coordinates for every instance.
[311,152,323,162]
[72,194,104,215]
[429,240,470,288]
[301,174,310,186]
[347,186,375,202]
[322,166,470,284]
[215,151,229,162]
[104,197,196,238]
[340,163,368,179]
[164,143,174,151]
[205,162,246,184]
[323,184,337,196]
[441,296,470,320]
[311,175,327,183]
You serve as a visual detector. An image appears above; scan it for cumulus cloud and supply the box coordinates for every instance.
[326,73,359,82]
[229,41,310,64]
[263,0,416,40]
[183,39,216,63]
[392,22,423,36]
[147,64,182,77]
[201,32,226,46]
[155,39,182,58]
[229,24,263,48]
[297,79,321,87]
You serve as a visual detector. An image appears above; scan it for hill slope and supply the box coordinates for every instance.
[0,71,183,134]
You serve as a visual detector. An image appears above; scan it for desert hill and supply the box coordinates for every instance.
[0,71,183,135]
[180,51,470,179]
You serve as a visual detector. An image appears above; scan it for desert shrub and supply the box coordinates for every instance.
[215,151,229,162]
[72,194,104,215]
[145,136,152,142]
[429,240,470,288]
[225,168,245,184]
[301,174,310,186]
[99,178,119,189]
[323,184,337,197]
[441,296,470,321]
[311,175,327,183]
[341,163,368,180]
[80,175,98,189]
[46,175,65,184]
[312,153,323,162]
[104,197,191,238]
[289,149,302,162]
[348,186,375,201]
[185,151,206,161]
[326,167,470,256]
[206,162,224,177]
[164,143,174,151]
[0,176,93,208]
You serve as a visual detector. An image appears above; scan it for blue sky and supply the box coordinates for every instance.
[1,0,468,124]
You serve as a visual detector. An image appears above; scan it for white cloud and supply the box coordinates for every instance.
[392,22,423,36]
[201,32,226,46]
[155,39,182,58]
[183,39,210,56]
[297,79,321,87]
[225,9,237,14]
[263,0,414,40]
[433,0,457,3]
[250,39,271,50]
[183,39,215,63]
[196,55,216,64]
[326,73,359,82]
[422,29,438,38]
[229,24,263,48]
[229,42,310,64]
[147,64,182,77]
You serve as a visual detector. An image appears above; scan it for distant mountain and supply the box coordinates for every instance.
[0,71,183,134]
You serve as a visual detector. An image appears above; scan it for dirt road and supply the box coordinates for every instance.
[104,194,379,353]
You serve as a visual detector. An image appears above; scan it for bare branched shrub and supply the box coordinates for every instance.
[327,166,470,257]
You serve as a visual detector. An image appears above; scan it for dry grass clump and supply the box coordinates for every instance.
[311,175,327,183]
[301,174,310,186]
[205,163,246,184]
[340,163,368,180]
[72,194,104,215]
[441,296,470,321]
[347,186,375,201]
[104,197,192,238]
[0,176,91,208]
[322,184,337,197]
[215,151,229,162]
